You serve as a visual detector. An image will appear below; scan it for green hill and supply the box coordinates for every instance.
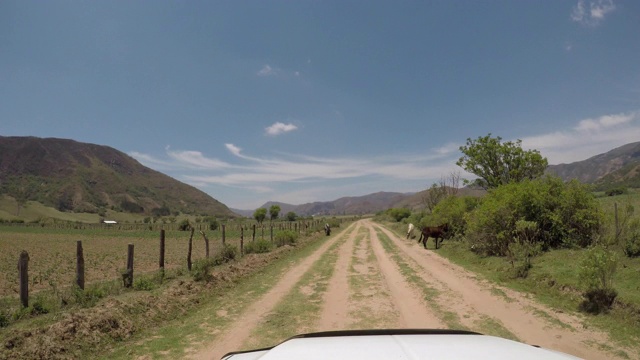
[0,136,236,220]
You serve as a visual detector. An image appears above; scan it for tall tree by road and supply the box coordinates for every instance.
[253,208,267,224]
[457,134,548,189]
[269,205,281,221]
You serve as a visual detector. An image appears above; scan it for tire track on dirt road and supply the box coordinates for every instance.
[365,223,446,329]
[191,222,359,360]
[315,222,361,330]
[372,221,634,360]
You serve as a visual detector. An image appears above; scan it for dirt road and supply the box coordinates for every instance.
[191,219,633,360]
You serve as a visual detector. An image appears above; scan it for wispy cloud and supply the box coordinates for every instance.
[574,112,635,131]
[132,143,459,192]
[257,64,276,77]
[265,122,298,136]
[521,110,639,164]
[571,0,616,26]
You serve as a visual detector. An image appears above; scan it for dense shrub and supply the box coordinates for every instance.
[0,311,8,328]
[506,222,542,279]
[217,244,238,263]
[387,208,411,222]
[191,258,214,282]
[244,239,274,254]
[12,295,53,321]
[431,196,481,236]
[274,230,298,247]
[605,187,627,196]
[579,288,618,314]
[579,245,618,314]
[202,216,219,230]
[133,277,157,291]
[624,234,640,257]
[178,219,191,231]
[73,285,108,307]
[466,176,601,256]
[192,244,239,281]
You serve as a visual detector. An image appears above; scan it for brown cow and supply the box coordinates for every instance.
[418,223,449,249]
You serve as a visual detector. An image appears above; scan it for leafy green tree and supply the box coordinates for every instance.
[254,208,267,224]
[285,211,298,221]
[457,134,548,189]
[387,208,411,222]
[269,205,281,221]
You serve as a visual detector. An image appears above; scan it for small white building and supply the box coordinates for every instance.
[103,220,117,224]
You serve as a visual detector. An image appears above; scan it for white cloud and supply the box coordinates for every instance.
[574,112,635,132]
[571,0,615,26]
[257,64,276,77]
[166,150,230,169]
[265,122,298,136]
[521,110,639,164]
[225,143,242,157]
[435,142,460,155]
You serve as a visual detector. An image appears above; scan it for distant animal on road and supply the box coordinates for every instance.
[406,223,415,239]
[418,224,450,249]
[324,223,331,236]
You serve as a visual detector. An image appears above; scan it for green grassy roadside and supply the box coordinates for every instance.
[379,220,640,355]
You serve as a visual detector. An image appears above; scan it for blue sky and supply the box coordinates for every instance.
[2,1,639,209]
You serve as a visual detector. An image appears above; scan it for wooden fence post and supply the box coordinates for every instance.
[240,227,244,256]
[76,241,85,290]
[252,224,256,242]
[270,226,273,242]
[200,231,210,258]
[615,202,620,240]
[124,244,134,288]
[187,228,194,271]
[159,229,165,269]
[18,251,29,308]
[222,224,226,246]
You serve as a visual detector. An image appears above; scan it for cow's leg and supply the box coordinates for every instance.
[422,236,428,249]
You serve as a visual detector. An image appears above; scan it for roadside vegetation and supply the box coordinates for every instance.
[378,134,640,352]
[0,216,351,359]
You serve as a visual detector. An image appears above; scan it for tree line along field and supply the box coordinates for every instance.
[0,220,322,299]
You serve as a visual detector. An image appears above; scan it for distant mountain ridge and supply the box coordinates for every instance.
[238,141,640,217]
[241,192,414,218]
[0,136,236,218]
[3,136,638,220]
[546,141,640,189]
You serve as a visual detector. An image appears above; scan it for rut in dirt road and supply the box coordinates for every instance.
[371,221,636,360]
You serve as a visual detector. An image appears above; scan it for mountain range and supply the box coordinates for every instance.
[1,136,638,220]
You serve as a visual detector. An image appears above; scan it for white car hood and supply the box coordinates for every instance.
[222,330,582,360]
